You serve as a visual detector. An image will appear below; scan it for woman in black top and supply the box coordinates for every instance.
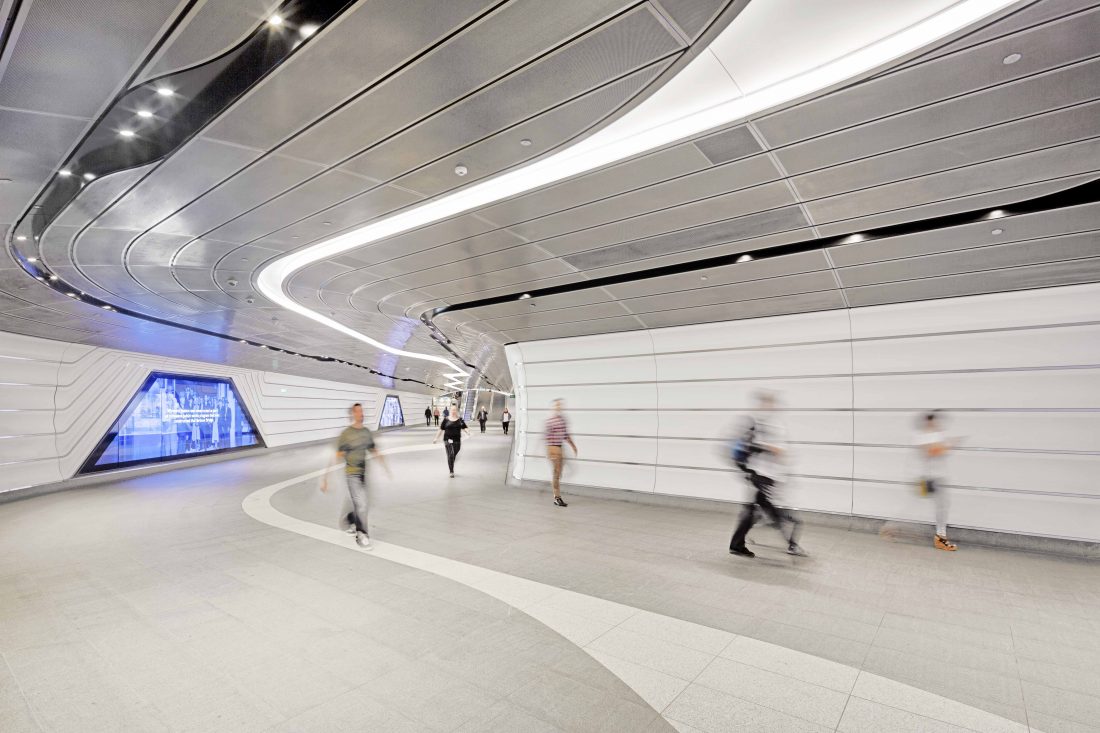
[433,403,470,477]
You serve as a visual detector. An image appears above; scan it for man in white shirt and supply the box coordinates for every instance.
[729,392,805,558]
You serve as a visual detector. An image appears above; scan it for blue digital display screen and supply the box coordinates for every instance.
[378,394,404,429]
[80,373,263,473]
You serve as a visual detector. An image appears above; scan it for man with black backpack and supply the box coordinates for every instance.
[729,391,806,558]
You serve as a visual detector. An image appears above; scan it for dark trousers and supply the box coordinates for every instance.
[502,422,509,434]
[730,473,800,550]
[426,415,431,426]
[445,440,462,473]
[479,419,487,433]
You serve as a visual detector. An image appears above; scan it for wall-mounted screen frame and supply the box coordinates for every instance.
[78,372,265,474]
[377,394,404,430]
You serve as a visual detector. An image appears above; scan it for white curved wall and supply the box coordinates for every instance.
[0,332,432,494]
[507,283,1100,543]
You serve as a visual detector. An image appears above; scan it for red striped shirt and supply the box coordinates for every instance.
[544,414,570,447]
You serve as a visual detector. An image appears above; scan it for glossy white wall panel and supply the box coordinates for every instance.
[654,341,851,381]
[523,354,656,386]
[525,409,659,437]
[855,482,1100,542]
[0,384,59,410]
[526,384,657,411]
[0,410,54,436]
[855,446,1100,497]
[854,370,1100,409]
[853,411,1100,452]
[0,435,56,462]
[527,435,656,465]
[0,358,61,386]
[519,330,653,362]
[658,409,852,443]
[849,282,1100,338]
[660,377,852,410]
[655,466,748,502]
[784,477,853,514]
[657,438,852,477]
[649,309,849,352]
[852,325,1100,374]
[1,459,64,491]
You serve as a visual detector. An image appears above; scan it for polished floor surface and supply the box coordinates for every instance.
[1,426,1097,732]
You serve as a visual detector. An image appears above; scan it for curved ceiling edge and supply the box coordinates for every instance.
[426,178,1100,329]
[255,0,1024,385]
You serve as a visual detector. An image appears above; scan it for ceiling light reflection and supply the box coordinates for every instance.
[256,0,1017,379]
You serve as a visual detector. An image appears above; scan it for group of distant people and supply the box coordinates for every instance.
[323,391,956,556]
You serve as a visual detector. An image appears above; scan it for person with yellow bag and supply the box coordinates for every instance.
[916,411,957,551]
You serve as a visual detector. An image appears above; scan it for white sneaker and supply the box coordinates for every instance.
[356,533,372,550]
[344,526,357,535]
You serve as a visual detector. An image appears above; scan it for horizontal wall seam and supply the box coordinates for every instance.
[520,319,1100,364]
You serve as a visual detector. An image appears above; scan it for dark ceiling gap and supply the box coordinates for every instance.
[425,179,1100,335]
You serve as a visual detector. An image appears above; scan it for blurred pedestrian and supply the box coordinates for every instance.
[502,407,511,435]
[424,406,432,427]
[321,402,390,549]
[476,405,489,433]
[917,411,957,551]
[433,406,440,426]
[544,399,577,507]
[729,391,805,558]
[434,401,470,477]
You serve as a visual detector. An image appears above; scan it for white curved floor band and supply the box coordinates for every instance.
[242,443,1036,732]
[255,0,1023,380]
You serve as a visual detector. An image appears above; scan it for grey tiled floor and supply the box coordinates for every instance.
[2,425,1098,732]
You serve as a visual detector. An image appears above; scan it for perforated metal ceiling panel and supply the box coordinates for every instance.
[3,0,1099,394]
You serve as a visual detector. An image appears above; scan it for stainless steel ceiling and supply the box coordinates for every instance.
[2,0,1099,393]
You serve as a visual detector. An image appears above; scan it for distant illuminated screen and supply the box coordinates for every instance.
[80,373,263,473]
[378,395,404,429]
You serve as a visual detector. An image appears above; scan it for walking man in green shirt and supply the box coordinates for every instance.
[321,402,390,549]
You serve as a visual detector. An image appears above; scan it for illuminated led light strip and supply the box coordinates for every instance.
[257,0,1020,374]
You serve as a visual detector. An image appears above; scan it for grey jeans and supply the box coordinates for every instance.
[342,473,369,536]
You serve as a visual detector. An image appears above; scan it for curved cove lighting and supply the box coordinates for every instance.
[257,0,1022,379]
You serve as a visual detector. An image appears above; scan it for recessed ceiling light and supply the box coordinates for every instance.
[136,109,153,118]
[519,139,532,147]
[1002,53,1021,65]
[239,339,247,344]
[299,24,318,37]
[82,172,96,181]
[700,275,708,281]
[58,169,72,177]
[119,129,135,138]
[66,292,76,298]
[454,164,468,177]
[518,293,531,299]
[842,233,867,243]
[991,228,1004,236]
[268,13,283,26]
[736,254,753,263]
[986,209,1006,219]
[155,86,174,97]
[322,221,332,226]
[48,275,58,281]
[27,257,37,263]
[15,235,26,241]
[227,277,238,286]
[101,305,112,310]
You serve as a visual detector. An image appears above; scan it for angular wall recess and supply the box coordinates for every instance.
[79,372,264,474]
